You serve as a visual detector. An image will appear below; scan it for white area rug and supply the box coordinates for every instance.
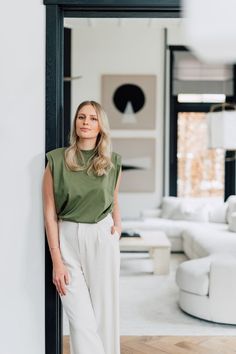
[63,252,236,336]
[120,252,236,335]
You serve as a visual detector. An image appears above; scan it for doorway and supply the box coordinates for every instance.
[44,2,181,354]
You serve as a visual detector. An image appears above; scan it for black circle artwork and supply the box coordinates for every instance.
[113,84,145,114]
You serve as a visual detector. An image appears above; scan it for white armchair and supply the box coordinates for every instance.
[176,253,236,324]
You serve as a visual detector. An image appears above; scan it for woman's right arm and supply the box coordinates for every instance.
[42,163,69,295]
[42,164,63,265]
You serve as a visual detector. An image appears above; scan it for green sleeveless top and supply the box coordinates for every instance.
[46,147,122,223]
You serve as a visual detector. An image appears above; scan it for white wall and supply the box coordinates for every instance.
[0,2,45,354]
[66,19,184,218]
[0,10,185,350]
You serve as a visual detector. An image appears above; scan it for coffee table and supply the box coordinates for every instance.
[119,230,171,275]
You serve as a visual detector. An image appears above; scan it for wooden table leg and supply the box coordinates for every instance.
[149,248,154,258]
[152,247,170,275]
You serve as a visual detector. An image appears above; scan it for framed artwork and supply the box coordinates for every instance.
[112,138,156,192]
[101,74,156,129]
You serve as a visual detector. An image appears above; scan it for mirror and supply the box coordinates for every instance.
[57,16,236,354]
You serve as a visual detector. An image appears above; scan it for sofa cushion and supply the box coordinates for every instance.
[229,212,236,232]
[121,217,186,239]
[121,217,189,252]
[160,196,225,222]
[182,223,236,258]
[228,212,236,232]
[160,197,181,218]
[208,203,227,223]
[176,256,212,296]
[140,208,162,219]
[142,218,187,237]
[171,200,209,222]
[226,195,236,223]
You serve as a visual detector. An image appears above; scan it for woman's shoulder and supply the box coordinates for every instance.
[112,150,121,158]
[46,147,66,156]
[111,151,122,166]
[47,147,66,154]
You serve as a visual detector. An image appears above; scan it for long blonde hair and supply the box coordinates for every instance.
[64,100,114,176]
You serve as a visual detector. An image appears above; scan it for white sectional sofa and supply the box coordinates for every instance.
[121,196,236,324]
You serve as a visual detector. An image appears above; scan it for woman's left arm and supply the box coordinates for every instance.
[111,168,122,238]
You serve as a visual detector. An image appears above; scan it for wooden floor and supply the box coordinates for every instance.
[63,335,236,353]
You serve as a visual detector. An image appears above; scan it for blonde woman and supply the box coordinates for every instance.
[42,100,122,354]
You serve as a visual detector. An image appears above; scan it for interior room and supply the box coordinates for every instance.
[60,15,236,352]
[2,1,236,354]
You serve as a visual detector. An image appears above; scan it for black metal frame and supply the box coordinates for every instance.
[168,45,236,200]
[63,27,71,146]
[44,2,181,354]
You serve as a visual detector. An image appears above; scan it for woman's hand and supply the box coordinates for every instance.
[111,225,121,239]
[52,261,70,296]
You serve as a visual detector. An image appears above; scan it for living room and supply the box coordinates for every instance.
[3,1,236,354]
[62,11,236,350]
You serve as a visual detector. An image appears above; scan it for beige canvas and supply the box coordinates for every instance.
[112,138,156,192]
[101,74,156,129]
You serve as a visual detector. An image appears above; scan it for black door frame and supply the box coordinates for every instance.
[63,27,72,146]
[168,45,236,200]
[43,2,181,354]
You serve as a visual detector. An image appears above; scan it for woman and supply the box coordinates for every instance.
[42,100,122,354]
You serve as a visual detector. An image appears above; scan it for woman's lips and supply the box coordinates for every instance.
[80,128,90,131]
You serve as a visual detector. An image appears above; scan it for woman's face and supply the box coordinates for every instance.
[76,104,101,141]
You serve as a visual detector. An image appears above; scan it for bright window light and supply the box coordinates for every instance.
[178,94,226,103]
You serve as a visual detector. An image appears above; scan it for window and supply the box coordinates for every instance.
[177,112,224,198]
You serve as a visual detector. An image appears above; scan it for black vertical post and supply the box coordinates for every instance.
[169,50,178,196]
[225,151,236,200]
[45,5,64,354]
[45,5,64,151]
[64,27,72,146]
[163,28,167,196]
[224,64,236,200]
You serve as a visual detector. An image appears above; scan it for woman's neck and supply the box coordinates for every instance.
[77,140,96,151]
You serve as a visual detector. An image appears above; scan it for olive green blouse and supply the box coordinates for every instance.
[46,147,122,223]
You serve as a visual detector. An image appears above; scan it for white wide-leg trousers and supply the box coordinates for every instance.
[58,212,120,354]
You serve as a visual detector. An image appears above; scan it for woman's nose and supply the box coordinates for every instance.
[83,117,89,125]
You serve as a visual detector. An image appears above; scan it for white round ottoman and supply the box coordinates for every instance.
[175,254,236,324]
